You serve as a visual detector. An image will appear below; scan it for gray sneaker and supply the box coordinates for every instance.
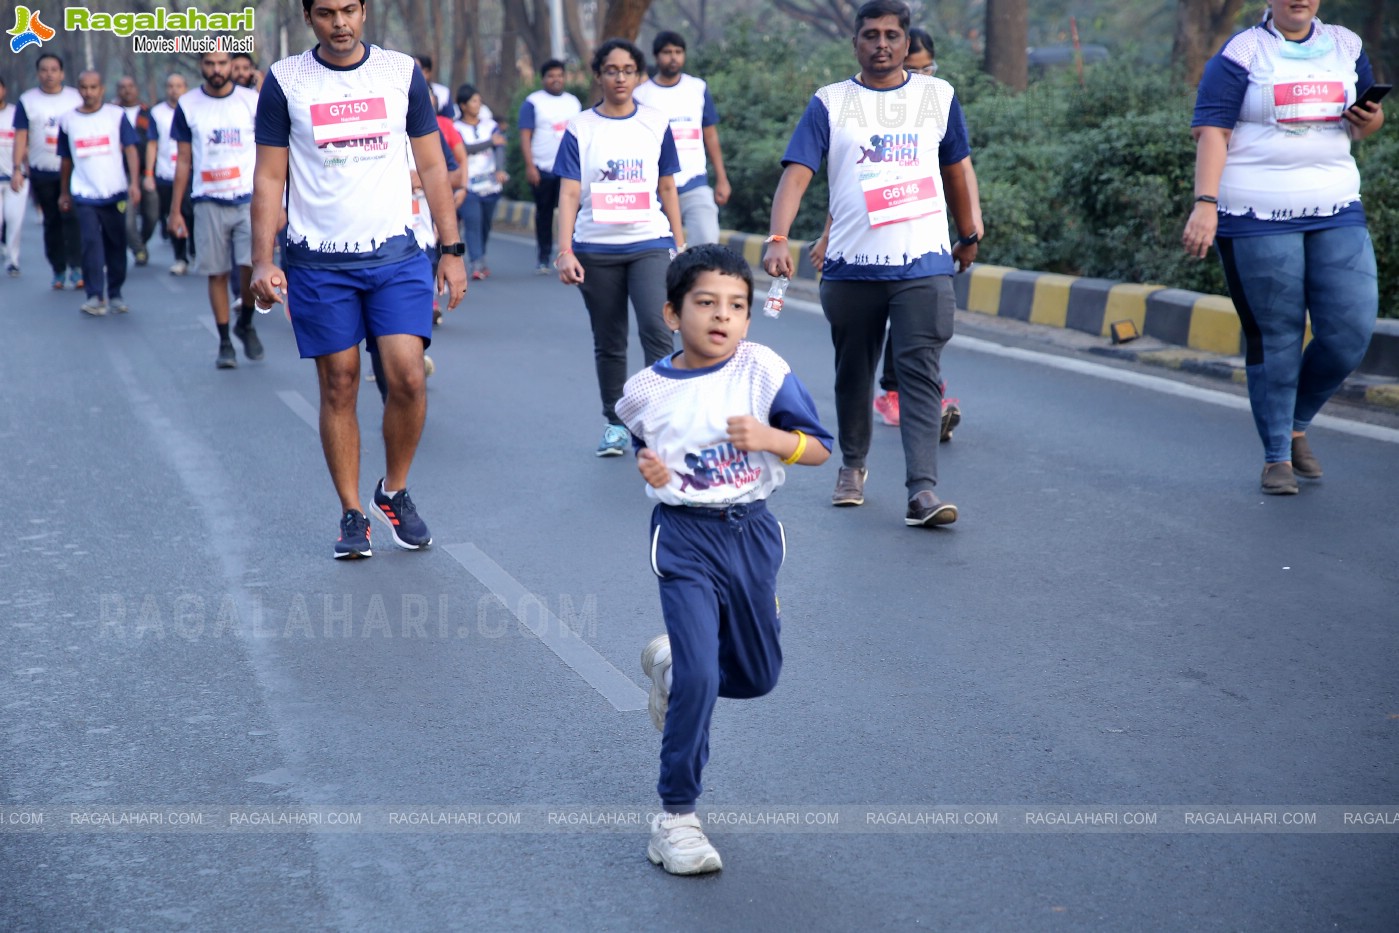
[1260,462,1298,495]
[1291,435,1322,478]
[832,467,867,506]
[109,296,129,314]
[79,297,107,316]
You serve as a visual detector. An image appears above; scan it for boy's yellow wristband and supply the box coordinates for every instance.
[781,430,808,465]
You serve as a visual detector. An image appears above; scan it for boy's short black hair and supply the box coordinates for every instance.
[666,245,754,313]
[653,31,686,56]
[539,58,565,77]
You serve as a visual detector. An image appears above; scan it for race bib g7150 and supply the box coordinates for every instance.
[309,97,390,146]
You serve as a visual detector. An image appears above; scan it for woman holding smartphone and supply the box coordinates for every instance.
[1182,0,1386,495]
[554,38,684,457]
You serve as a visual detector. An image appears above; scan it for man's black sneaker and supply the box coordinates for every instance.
[335,509,373,559]
[233,322,265,361]
[216,341,237,369]
[905,490,958,527]
[371,479,432,549]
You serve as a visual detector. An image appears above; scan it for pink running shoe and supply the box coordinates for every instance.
[873,390,900,427]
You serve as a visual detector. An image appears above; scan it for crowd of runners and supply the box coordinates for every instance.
[1,0,1385,880]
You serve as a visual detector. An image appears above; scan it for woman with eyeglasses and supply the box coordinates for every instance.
[554,38,685,457]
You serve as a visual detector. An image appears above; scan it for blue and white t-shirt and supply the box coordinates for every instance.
[172,85,259,203]
[518,88,581,174]
[1192,18,1374,236]
[0,104,17,183]
[454,116,503,196]
[617,341,833,508]
[256,42,438,269]
[632,74,718,193]
[14,86,83,177]
[147,100,180,182]
[57,104,139,204]
[782,73,970,281]
[553,103,680,253]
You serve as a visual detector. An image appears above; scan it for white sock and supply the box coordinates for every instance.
[381,486,399,498]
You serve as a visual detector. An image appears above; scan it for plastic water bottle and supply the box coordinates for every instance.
[763,276,789,319]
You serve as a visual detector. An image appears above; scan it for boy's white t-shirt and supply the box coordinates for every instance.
[617,341,831,508]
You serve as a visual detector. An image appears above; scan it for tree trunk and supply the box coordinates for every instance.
[1364,0,1386,83]
[450,0,475,100]
[1172,0,1246,86]
[564,0,594,66]
[600,0,654,41]
[984,0,1028,92]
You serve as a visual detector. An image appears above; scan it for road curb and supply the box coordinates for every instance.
[493,197,1399,390]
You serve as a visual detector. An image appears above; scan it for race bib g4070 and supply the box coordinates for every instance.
[590,180,652,224]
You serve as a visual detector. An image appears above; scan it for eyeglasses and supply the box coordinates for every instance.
[600,68,638,79]
[912,63,938,76]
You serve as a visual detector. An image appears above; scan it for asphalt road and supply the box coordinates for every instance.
[2,216,1397,932]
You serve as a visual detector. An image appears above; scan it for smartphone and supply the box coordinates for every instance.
[1350,83,1392,111]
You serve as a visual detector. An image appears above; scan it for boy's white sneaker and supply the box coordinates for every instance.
[641,635,672,732]
[648,812,722,875]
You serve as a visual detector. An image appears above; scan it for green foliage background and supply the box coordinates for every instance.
[499,21,1396,317]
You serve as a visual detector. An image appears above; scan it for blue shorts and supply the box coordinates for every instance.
[285,252,434,359]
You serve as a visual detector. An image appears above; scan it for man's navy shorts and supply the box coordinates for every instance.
[285,251,433,359]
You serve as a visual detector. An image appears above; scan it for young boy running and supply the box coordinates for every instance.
[616,245,832,875]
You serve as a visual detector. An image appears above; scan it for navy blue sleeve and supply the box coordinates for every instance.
[658,126,680,176]
[701,87,719,127]
[119,114,139,147]
[781,96,828,171]
[13,101,28,131]
[1192,54,1249,129]
[938,96,971,166]
[406,67,438,137]
[1356,51,1375,97]
[768,372,834,452]
[254,70,291,147]
[553,129,580,181]
[518,99,536,131]
[170,104,192,143]
[56,128,70,159]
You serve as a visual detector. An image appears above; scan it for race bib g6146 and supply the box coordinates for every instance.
[861,172,940,227]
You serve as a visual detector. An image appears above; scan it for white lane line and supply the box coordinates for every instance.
[444,543,648,712]
[953,335,1399,445]
[277,389,320,431]
[275,381,647,710]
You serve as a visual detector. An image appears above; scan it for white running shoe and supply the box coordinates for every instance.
[641,635,672,732]
[648,812,722,875]
[169,260,188,276]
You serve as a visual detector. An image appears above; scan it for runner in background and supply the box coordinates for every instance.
[13,53,84,290]
[454,84,507,281]
[0,77,28,277]
[146,73,192,275]
[114,76,158,266]
[633,30,730,246]
[518,59,581,274]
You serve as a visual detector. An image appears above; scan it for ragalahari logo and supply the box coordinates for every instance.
[9,7,56,53]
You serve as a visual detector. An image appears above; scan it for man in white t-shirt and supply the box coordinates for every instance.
[168,52,263,370]
[114,75,158,265]
[633,31,730,245]
[145,73,191,274]
[12,53,84,289]
[517,59,581,272]
[0,77,29,277]
[764,0,983,527]
[57,70,141,315]
[252,0,467,560]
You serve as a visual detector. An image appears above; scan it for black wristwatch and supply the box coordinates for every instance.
[957,232,980,247]
[438,242,466,257]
